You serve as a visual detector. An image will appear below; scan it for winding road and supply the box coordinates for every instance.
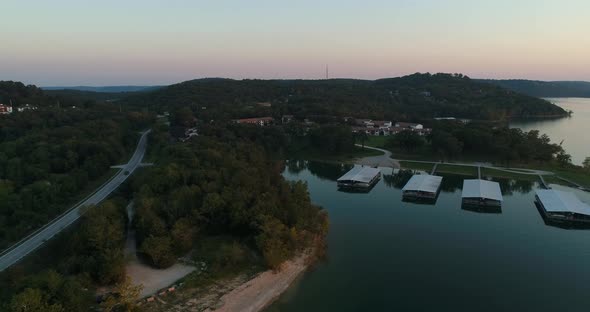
[0,130,151,272]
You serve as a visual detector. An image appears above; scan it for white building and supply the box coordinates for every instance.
[0,104,13,114]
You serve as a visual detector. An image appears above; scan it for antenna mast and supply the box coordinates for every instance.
[326,64,329,79]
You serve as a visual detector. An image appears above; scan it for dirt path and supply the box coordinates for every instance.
[124,202,196,298]
[206,254,308,312]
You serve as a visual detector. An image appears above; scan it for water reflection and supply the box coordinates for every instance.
[285,160,353,181]
[462,203,502,214]
[382,169,414,189]
[534,196,590,230]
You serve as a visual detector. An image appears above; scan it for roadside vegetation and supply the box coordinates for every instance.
[132,124,329,271]
[0,199,131,311]
[0,83,154,250]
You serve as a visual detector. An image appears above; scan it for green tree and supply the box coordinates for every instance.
[556,150,572,167]
[140,236,176,268]
[9,288,64,312]
[100,276,143,312]
[583,157,590,170]
[388,130,424,152]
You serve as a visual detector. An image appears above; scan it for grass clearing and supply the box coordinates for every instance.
[399,161,435,172]
[436,164,478,176]
[364,136,389,148]
[291,146,383,163]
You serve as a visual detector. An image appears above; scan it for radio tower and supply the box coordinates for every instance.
[326,64,329,79]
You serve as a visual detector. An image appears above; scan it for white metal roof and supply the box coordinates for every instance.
[337,166,381,183]
[402,174,443,193]
[536,189,590,215]
[462,179,503,201]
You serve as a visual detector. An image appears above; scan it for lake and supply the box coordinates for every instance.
[510,98,590,165]
[267,161,590,312]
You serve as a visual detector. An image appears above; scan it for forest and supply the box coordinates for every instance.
[132,124,328,270]
[386,120,571,166]
[0,82,154,249]
[478,79,590,98]
[120,73,568,121]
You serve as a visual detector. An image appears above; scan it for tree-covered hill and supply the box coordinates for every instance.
[0,81,117,109]
[121,73,568,121]
[477,79,590,98]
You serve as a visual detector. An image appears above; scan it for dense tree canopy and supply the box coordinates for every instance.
[120,73,567,121]
[0,84,153,249]
[133,132,328,269]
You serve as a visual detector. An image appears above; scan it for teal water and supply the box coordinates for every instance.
[267,161,590,312]
[510,98,590,165]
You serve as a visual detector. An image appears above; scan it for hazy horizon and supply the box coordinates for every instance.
[3,0,590,86]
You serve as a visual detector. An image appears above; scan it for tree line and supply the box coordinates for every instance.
[132,128,328,270]
[0,106,153,250]
[120,73,568,122]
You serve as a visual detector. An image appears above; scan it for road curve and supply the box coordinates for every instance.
[354,144,400,168]
[0,130,151,272]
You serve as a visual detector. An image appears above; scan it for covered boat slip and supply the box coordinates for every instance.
[535,189,590,224]
[402,174,443,202]
[461,179,503,207]
[337,166,381,189]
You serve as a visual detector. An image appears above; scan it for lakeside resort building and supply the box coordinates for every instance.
[461,179,503,208]
[535,189,590,225]
[337,166,381,190]
[402,174,443,202]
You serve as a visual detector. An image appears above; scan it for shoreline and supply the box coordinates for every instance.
[207,253,309,312]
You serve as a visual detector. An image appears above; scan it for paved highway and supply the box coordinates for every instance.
[0,130,151,272]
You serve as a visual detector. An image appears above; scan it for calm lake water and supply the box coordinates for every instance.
[510,98,590,165]
[267,161,590,312]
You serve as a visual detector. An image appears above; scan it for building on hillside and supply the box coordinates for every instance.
[234,117,274,126]
[257,102,272,107]
[394,122,432,136]
[179,127,199,142]
[0,104,13,114]
[282,115,294,124]
[16,104,37,112]
[395,122,423,130]
[355,119,374,127]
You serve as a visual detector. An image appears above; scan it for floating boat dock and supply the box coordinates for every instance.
[535,189,590,224]
[461,179,503,207]
[337,166,381,189]
[402,174,443,201]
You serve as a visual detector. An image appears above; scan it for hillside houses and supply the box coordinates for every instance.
[0,104,13,114]
[234,117,274,126]
[353,119,431,136]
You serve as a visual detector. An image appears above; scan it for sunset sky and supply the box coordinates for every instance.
[2,0,590,86]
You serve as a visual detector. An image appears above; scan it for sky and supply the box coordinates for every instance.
[2,0,590,86]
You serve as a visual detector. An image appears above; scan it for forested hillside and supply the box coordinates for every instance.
[133,124,328,270]
[0,82,154,249]
[478,79,590,98]
[121,73,567,121]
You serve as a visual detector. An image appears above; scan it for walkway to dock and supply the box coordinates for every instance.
[354,144,400,168]
[398,159,554,176]
[431,162,439,175]
[538,174,551,189]
[556,176,589,192]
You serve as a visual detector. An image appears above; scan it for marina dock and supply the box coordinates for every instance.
[402,174,443,202]
[535,189,590,224]
[461,179,503,207]
[337,166,381,190]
